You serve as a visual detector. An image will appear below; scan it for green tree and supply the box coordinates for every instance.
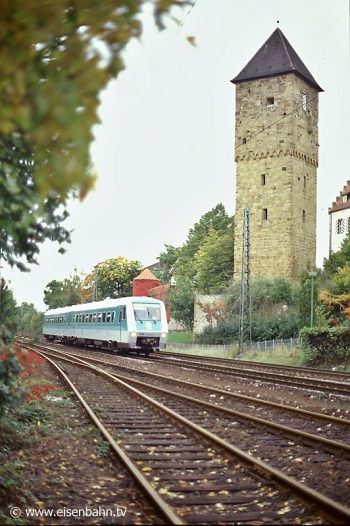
[44,271,84,309]
[0,279,18,342]
[157,245,181,284]
[194,228,234,293]
[168,277,195,330]
[94,257,142,300]
[323,233,350,276]
[0,281,22,417]
[0,1,189,269]
[17,303,44,340]
[330,265,350,295]
[297,271,320,328]
[175,204,233,281]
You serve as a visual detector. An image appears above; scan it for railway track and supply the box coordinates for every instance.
[22,343,350,524]
[149,351,350,397]
[156,350,350,382]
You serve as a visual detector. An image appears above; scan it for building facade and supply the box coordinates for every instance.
[232,28,323,281]
[329,181,350,254]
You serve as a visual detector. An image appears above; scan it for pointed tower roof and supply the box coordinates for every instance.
[231,28,323,92]
[134,268,159,281]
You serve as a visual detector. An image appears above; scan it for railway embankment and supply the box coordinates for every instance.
[2,343,350,524]
[0,350,161,525]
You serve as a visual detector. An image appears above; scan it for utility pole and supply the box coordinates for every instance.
[92,266,98,302]
[238,208,252,352]
[308,271,317,328]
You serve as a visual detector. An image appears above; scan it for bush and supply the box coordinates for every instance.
[0,347,24,417]
[196,312,300,345]
[251,313,300,340]
[225,277,296,317]
[300,326,350,364]
[196,319,240,344]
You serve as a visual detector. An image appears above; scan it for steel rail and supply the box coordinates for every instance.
[156,349,350,380]
[55,349,350,454]
[30,344,350,524]
[113,371,350,451]
[151,354,350,396]
[34,349,184,525]
[51,346,350,427]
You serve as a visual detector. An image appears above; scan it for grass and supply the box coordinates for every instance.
[237,346,305,366]
[166,343,305,366]
[0,401,52,523]
[167,331,193,344]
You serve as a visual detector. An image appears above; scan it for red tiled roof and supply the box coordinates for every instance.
[134,269,159,281]
[329,180,350,214]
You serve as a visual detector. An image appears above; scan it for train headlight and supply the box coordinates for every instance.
[130,331,137,338]
[161,333,167,338]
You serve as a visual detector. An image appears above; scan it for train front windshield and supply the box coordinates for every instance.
[133,303,161,322]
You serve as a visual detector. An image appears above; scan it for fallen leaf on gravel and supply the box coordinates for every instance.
[278,505,291,514]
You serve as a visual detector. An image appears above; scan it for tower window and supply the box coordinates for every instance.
[304,176,306,188]
[262,208,268,220]
[261,174,266,186]
[266,97,274,106]
[242,138,247,144]
[336,219,345,234]
[282,167,287,171]
[301,91,309,112]
[302,210,306,222]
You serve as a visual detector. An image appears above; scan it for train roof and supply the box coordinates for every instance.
[45,296,162,316]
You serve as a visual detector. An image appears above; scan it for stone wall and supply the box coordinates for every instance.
[233,73,319,281]
[193,293,226,334]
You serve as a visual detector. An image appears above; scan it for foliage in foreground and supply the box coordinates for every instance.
[0,1,190,269]
[0,347,24,417]
[300,326,350,365]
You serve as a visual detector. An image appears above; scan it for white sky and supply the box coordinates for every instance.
[4,0,350,311]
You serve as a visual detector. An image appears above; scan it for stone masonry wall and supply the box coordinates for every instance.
[233,73,319,281]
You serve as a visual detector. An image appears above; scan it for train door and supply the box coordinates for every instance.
[118,306,127,345]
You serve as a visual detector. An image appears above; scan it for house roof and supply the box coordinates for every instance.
[231,28,323,92]
[329,181,350,214]
[134,268,159,281]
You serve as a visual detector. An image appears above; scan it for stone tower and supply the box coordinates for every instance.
[231,28,323,281]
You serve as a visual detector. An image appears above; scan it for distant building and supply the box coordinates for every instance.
[132,269,160,297]
[329,181,350,254]
[132,268,171,322]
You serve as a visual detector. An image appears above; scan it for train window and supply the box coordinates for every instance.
[92,313,96,323]
[106,312,111,323]
[111,312,115,322]
[102,313,106,323]
[121,307,126,320]
[88,314,92,323]
[84,314,88,323]
[97,313,102,323]
[133,303,160,321]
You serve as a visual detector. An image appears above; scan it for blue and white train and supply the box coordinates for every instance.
[43,296,168,355]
